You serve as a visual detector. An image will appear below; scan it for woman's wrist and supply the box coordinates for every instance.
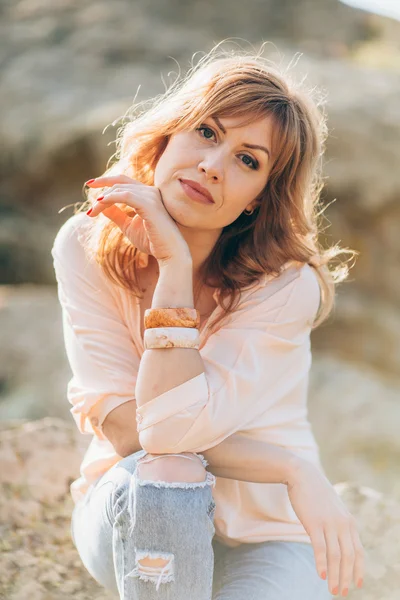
[157,253,193,274]
[284,454,309,487]
[286,454,329,489]
[152,258,194,309]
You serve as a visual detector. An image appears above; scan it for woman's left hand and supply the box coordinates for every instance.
[86,174,191,265]
[287,459,365,596]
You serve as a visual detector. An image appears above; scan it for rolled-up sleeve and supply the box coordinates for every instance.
[136,264,321,454]
[51,213,139,440]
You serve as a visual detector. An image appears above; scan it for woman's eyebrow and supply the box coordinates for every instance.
[212,116,270,160]
[243,143,270,160]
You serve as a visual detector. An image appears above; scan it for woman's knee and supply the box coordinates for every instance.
[137,452,208,484]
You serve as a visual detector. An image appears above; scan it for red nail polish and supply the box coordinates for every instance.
[342,588,348,597]
[357,578,363,588]
[321,571,327,580]
[97,195,104,201]
[85,179,95,185]
[86,208,93,215]
[332,586,339,595]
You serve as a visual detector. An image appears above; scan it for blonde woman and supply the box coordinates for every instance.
[52,44,364,599]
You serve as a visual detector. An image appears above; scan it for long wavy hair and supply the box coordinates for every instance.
[76,42,356,333]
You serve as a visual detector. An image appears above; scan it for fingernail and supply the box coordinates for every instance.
[321,571,327,580]
[86,208,93,215]
[357,578,363,588]
[332,586,339,595]
[342,588,348,597]
[97,196,104,202]
[85,179,95,185]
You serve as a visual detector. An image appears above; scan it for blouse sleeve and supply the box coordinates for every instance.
[51,213,139,440]
[136,263,321,454]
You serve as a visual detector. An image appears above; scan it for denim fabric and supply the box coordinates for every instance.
[71,449,332,599]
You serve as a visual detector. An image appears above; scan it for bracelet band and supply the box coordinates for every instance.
[144,307,200,329]
[144,327,200,349]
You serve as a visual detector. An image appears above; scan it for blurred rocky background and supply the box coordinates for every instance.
[1,0,400,598]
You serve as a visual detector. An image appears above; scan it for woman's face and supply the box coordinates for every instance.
[153,114,274,230]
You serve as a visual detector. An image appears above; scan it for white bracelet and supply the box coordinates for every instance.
[144,326,200,349]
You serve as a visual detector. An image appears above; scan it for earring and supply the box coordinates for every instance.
[244,207,255,215]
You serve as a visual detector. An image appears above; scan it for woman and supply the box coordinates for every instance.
[52,45,364,599]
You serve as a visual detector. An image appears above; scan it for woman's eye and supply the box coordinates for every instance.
[196,126,215,140]
[240,154,258,170]
[195,126,258,170]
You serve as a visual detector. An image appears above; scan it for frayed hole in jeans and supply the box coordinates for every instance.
[126,550,175,591]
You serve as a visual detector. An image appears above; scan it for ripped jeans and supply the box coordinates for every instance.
[71,449,332,599]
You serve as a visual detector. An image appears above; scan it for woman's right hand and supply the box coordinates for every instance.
[287,459,365,597]
[86,175,191,266]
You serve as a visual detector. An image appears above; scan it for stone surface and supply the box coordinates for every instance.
[0,285,73,422]
[308,353,400,499]
[332,483,400,599]
[311,288,400,378]
[0,418,115,599]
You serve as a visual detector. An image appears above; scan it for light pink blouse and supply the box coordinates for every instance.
[52,211,326,548]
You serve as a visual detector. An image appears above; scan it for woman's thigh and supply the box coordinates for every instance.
[211,540,332,600]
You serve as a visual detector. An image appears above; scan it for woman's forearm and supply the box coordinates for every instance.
[202,434,304,486]
[135,259,207,408]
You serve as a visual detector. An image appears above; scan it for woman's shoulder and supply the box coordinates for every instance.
[51,211,112,275]
[263,261,321,324]
[235,260,320,324]
[51,211,93,261]
[275,260,320,298]
[50,211,111,291]
[243,260,318,300]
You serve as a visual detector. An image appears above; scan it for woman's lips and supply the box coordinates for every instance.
[179,179,215,205]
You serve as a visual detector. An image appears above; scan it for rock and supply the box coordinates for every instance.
[308,353,400,499]
[0,285,74,422]
[0,418,114,599]
[332,483,400,599]
[0,418,85,527]
[311,289,400,377]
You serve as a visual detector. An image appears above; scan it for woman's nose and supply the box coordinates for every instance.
[197,153,224,182]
